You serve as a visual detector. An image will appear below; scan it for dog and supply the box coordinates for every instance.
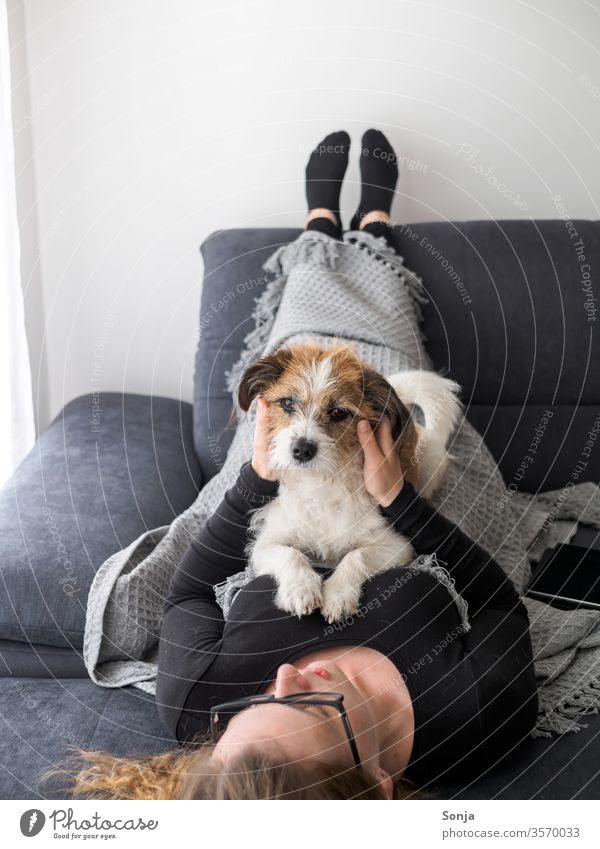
[237,340,461,623]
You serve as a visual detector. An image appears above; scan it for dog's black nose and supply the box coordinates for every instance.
[291,437,318,464]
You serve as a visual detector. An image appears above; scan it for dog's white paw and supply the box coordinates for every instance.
[320,573,361,624]
[275,569,323,618]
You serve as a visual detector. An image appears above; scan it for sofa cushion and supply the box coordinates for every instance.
[0,640,87,678]
[0,393,201,650]
[435,711,600,800]
[400,219,600,406]
[0,678,169,799]
[466,404,600,492]
[196,224,600,491]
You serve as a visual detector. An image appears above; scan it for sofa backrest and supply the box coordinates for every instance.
[196,222,600,492]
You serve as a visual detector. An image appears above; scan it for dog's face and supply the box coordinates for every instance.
[238,341,415,477]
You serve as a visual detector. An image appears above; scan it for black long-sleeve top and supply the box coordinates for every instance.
[156,462,538,785]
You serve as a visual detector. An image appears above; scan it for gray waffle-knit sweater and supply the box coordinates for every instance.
[84,230,600,737]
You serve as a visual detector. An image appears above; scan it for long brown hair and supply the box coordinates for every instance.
[41,740,430,800]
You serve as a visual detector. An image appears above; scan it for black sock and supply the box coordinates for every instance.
[305,131,350,233]
[350,129,398,231]
[361,219,396,248]
[306,217,342,240]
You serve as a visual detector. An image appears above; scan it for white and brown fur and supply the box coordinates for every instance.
[238,341,461,623]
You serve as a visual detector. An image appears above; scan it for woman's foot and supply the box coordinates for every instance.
[350,129,398,231]
[305,131,350,234]
[359,209,393,230]
[305,207,339,227]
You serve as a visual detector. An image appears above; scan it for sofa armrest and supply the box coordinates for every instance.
[0,392,201,649]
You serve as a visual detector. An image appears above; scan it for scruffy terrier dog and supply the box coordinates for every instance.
[238,341,461,623]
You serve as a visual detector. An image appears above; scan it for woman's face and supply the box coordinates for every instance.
[212,661,390,788]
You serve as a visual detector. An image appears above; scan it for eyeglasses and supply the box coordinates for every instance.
[209,691,362,768]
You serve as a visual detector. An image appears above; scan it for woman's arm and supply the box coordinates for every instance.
[358,416,537,751]
[382,481,539,755]
[165,460,278,607]
[156,399,279,737]
[357,416,524,618]
[379,480,523,618]
[155,461,278,736]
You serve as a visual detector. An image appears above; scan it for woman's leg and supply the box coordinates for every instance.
[350,129,399,247]
[304,131,350,240]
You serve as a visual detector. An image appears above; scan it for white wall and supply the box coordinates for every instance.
[9,0,600,433]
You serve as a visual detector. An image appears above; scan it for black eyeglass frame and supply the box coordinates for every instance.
[209,691,362,768]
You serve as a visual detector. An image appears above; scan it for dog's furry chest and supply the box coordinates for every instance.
[250,473,397,562]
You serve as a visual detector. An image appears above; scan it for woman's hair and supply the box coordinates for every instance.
[41,740,429,800]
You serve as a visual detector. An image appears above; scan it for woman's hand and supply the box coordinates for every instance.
[251,397,278,482]
[357,417,404,507]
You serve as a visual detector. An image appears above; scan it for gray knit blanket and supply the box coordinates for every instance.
[84,230,600,738]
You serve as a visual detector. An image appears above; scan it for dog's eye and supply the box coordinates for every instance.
[329,407,349,421]
[279,397,295,413]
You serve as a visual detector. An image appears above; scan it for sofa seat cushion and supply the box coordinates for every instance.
[0,678,170,799]
[0,640,87,678]
[436,711,600,799]
[0,393,201,650]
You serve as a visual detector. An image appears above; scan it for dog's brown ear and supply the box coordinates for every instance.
[237,348,293,411]
[362,367,413,441]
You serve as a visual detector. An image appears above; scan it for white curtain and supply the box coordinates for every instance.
[0,1,34,487]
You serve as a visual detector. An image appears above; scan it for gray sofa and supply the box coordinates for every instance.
[1,221,599,800]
